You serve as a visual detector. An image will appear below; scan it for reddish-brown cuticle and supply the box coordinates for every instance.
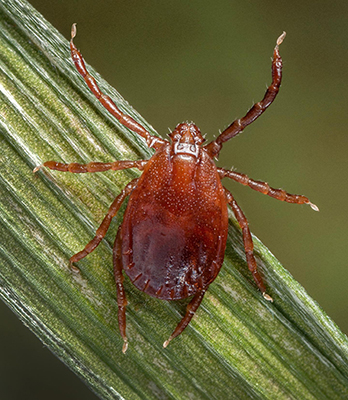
[34,27,317,351]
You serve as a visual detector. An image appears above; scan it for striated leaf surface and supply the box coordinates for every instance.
[0,1,347,399]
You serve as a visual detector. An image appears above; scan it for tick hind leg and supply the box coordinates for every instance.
[224,188,273,301]
[163,289,206,348]
[70,178,139,269]
[113,226,128,353]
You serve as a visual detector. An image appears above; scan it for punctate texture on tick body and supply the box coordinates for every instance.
[34,25,318,353]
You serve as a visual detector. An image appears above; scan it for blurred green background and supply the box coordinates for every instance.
[1,1,347,399]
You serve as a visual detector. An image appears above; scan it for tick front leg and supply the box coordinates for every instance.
[34,160,147,174]
[113,227,128,353]
[219,169,319,211]
[205,32,286,158]
[163,289,206,348]
[224,188,273,302]
[70,24,165,150]
[70,178,139,267]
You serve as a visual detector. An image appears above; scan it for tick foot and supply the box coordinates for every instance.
[308,201,319,212]
[33,165,43,173]
[163,336,173,348]
[69,260,80,274]
[122,339,128,354]
[263,292,273,302]
[276,31,286,48]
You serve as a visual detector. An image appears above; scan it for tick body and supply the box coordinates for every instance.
[35,25,318,352]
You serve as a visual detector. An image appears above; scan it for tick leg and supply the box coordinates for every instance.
[163,289,206,348]
[218,169,319,211]
[69,178,139,266]
[224,188,273,301]
[70,24,165,150]
[205,32,286,158]
[113,226,128,353]
[34,160,147,174]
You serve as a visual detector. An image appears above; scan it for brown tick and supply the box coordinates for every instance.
[34,25,318,353]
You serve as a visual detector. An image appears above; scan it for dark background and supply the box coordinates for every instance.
[1,1,347,399]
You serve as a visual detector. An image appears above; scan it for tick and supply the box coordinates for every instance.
[35,25,318,352]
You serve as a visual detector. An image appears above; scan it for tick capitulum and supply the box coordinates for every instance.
[35,25,318,353]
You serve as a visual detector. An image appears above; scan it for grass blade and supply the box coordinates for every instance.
[0,0,347,399]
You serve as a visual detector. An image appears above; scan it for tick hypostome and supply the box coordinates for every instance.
[34,25,318,353]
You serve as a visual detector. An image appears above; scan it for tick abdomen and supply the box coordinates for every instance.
[121,145,228,300]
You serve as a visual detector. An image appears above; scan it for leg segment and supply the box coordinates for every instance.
[34,159,147,174]
[205,32,286,158]
[70,24,165,150]
[113,226,128,353]
[219,169,319,211]
[224,188,273,301]
[70,178,139,266]
[163,289,206,348]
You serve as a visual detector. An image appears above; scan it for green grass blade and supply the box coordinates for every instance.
[0,0,347,399]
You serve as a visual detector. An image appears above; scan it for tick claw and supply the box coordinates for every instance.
[33,165,43,173]
[122,340,128,354]
[71,23,77,40]
[163,336,173,348]
[276,31,286,47]
[309,202,319,212]
[263,292,273,302]
[69,261,80,274]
